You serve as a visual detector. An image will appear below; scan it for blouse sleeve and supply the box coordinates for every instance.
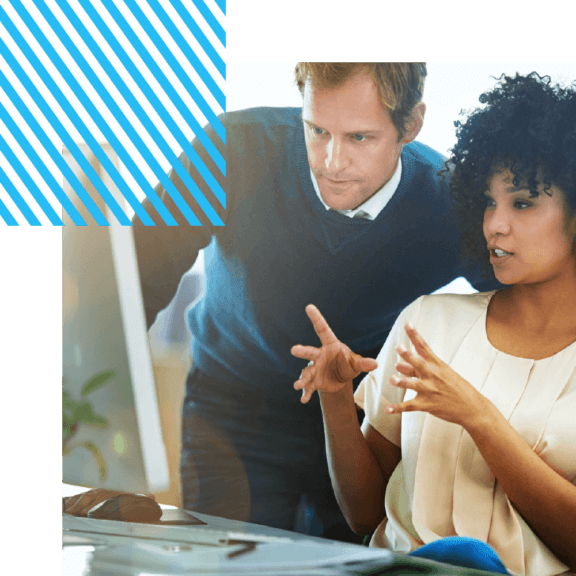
[354,296,424,446]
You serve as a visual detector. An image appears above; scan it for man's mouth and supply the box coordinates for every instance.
[324,177,353,184]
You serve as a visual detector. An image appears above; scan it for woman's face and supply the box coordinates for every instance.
[483,170,576,286]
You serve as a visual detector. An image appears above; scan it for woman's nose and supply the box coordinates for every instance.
[484,205,511,237]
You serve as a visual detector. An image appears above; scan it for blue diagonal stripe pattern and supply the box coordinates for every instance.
[0,0,225,226]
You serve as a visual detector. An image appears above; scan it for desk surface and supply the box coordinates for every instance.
[62,506,516,576]
[62,485,508,576]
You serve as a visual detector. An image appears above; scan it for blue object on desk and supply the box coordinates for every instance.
[409,536,510,574]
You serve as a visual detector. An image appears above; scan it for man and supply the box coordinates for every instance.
[133,63,497,543]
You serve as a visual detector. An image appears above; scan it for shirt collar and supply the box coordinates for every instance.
[309,156,402,220]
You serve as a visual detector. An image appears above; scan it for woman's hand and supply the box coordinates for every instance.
[291,305,378,404]
[386,322,492,430]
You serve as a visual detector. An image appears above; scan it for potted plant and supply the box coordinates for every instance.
[62,370,115,479]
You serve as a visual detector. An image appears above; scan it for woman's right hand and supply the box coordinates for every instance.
[291,304,378,403]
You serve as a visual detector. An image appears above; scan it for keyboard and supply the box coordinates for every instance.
[63,513,297,547]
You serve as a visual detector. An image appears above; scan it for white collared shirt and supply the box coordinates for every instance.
[310,156,402,220]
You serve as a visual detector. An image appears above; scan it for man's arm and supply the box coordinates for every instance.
[132,135,225,328]
[132,190,212,330]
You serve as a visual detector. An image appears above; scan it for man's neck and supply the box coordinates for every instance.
[310,157,403,220]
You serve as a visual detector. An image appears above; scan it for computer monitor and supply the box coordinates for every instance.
[62,143,169,494]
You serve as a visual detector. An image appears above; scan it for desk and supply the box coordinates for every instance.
[62,485,507,575]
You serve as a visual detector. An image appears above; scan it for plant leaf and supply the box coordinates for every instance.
[81,441,107,479]
[74,402,108,427]
[81,370,115,397]
[62,406,76,425]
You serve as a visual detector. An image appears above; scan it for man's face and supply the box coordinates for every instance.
[302,72,409,211]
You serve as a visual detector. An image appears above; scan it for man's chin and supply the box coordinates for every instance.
[319,189,364,212]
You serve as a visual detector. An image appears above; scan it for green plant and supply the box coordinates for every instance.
[63,370,115,479]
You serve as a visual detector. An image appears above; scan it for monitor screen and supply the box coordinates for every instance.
[62,143,169,494]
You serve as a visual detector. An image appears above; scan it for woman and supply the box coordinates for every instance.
[291,73,576,576]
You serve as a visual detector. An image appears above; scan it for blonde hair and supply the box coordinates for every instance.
[294,63,426,139]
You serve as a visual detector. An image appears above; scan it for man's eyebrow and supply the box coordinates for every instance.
[302,119,380,135]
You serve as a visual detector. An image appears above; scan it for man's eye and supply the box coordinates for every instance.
[353,134,367,142]
[312,126,325,136]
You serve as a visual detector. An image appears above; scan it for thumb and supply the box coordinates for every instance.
[350,354,378,374]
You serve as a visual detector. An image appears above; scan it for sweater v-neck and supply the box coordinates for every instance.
[293,126,415,254]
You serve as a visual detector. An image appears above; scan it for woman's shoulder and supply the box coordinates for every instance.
[419,290,496,312]
[407,291,496,348]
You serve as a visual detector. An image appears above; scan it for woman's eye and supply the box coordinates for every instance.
[483,197,495,208]
[514,200,531,209]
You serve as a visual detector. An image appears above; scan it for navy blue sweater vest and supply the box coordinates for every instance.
[186,107,492,401]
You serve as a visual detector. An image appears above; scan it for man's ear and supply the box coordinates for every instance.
[401,102,426,145]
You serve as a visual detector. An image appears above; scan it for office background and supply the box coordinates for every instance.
[62,62,576,505]
[62,62,576,292]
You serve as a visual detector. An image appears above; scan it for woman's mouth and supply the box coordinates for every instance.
[490,248,514,261]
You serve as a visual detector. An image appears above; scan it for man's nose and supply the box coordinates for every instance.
[325,138,349,173]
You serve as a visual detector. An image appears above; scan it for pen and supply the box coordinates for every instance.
[226,540,258,559]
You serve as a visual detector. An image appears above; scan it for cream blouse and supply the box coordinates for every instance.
[354,292,576,576]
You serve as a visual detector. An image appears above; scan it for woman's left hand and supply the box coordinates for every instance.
[386,322,492,430]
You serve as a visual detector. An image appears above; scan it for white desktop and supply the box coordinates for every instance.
[62,143,169,494]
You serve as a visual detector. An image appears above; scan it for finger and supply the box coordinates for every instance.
[389,374,422,392]
[305,304,339,346]
[350,354,378,374]
[395,344,427,374]
[67,500,91,516]
[291,344,320,361]
[293,369,315,390]
[385,399,420,414]
[66,491,100,514]
[66,489,127,515]
[300,384,316,404]
[395,361,416,377]
[404,323,437,361]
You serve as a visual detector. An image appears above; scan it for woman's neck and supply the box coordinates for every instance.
[506,271,576,330]
[487,270,576,360]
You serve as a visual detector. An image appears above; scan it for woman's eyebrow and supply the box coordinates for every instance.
[505,185,531,193]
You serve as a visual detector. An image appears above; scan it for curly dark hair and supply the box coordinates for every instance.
[447,72,576,276]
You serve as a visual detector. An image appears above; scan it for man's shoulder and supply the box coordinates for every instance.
[221,106,303,130]
[404,141,447,172]
[399,141,450,197]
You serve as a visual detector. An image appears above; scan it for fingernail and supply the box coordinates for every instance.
[407,322,415,331]
[396,345,407,354]
[386,405,394,414]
